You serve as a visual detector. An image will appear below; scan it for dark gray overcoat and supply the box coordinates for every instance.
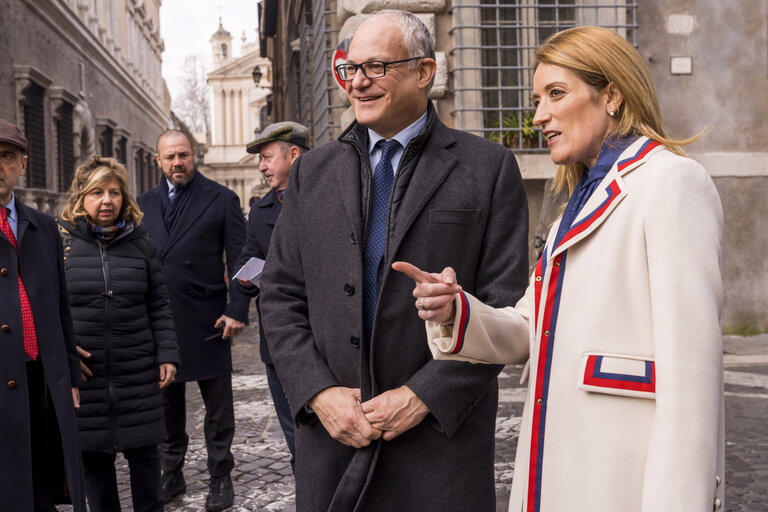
[260,103,529,511]
[0,198,86,511]
[138,172,249,382]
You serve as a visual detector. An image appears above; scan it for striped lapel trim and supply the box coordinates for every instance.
[549,138,663,259]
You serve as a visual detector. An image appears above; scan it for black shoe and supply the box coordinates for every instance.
[205,474,234,512]
[161,470,186,503]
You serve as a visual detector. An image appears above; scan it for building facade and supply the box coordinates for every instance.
[260,0,768,331]
[0,0,170,214]
[200,21,273,210]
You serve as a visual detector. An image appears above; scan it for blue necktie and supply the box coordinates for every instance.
[363,139,401,345]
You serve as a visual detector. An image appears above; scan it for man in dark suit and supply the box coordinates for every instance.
[235,121,309,473]
[137,130,248,512]
[259,11,529,511]
[0,118,86,511]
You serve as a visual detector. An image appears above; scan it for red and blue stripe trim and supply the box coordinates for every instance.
[583,355,656,393]
[451,292,470,355]
[527,251,565,512]
[555,180,621,250]
[617,138,661,174]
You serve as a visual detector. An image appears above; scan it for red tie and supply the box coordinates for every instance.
[0,207,38,360]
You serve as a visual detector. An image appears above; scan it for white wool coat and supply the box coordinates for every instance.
[428,137,725,512]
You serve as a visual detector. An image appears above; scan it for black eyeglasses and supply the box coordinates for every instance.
[335,56,424,81]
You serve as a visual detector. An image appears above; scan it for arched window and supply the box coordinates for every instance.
[220,44,228,58]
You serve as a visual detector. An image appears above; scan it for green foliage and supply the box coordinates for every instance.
[486,110,539,148]
[723,324,767,337]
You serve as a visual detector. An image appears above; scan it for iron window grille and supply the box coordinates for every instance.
[22,82,47,189]
[449,0,637,151]
[55,101,75,193]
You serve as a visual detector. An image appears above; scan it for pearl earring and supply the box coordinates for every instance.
[608,109,615,117]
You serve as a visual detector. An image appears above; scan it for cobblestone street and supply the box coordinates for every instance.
[71,305,768,511]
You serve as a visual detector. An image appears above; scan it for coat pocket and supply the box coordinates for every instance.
[578,352,655,400]
[429,208,481,225]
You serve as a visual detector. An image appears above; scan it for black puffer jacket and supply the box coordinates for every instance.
[60,219,179,452]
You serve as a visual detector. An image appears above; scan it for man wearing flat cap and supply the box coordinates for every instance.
[0,118,86,510]
[235,121,310,472]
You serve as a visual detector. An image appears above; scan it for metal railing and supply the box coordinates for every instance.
[449,0,637,151]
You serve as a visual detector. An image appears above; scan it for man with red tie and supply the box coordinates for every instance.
[0,118,86,511]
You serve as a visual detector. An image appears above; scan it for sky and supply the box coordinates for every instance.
[160,0,260,102]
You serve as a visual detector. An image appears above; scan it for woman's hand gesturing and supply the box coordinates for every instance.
[392,262,462,324]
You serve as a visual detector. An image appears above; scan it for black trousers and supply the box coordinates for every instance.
[161,374,235,477]
[82,445,162,512]
[27,359,61,512]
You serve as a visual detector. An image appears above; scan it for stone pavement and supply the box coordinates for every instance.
[64,305,768,511]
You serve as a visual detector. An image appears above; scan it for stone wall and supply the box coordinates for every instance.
[0,0,169,209]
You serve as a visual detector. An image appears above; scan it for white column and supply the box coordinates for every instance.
[234,89,242,144]
[214,89,225,145]
[227,89,235,146]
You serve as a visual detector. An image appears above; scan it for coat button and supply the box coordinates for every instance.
[0,268,7,277]
[1,325,9,333]
[350,233,356,245]
[544,330,550,336]
[7,380,16,389]
[349,336,360,348]
[536,398,542,404]
[714,497,722,510]
[188,290,196,297]
[535,276,542,282]
[344,283,355,296]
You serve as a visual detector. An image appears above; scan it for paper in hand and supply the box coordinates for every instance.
[234,257,266,287]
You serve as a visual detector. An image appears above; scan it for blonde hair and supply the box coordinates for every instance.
[60,155,143,226]
[534,26,700,197]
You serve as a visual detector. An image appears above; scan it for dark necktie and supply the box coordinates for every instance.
[363,139,401,344]
[0,207,38,360]
[164,185,180,232]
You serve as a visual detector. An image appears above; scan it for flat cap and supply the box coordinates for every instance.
[0,118,28,153]
[247,121,309,154]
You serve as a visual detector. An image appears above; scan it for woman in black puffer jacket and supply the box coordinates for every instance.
[59,155,179,512]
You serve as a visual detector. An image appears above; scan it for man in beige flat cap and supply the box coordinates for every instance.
[235,121,310,473]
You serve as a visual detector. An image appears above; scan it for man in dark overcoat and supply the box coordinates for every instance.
[0,118,86,511]
[259,11,529,512]
[137,130,249,512]
[234,121,310,473]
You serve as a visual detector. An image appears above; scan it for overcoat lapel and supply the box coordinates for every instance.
[548,137,663,261]
[142,187,170,250]
[388,127,457,258]
[333,146,364,246]
[12,198,36,249]
[165,175,219,251]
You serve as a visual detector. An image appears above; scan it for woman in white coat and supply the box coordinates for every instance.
[392,26,724,512]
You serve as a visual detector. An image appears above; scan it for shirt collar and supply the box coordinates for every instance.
[3,193,17,220]
[367,109,429,155]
